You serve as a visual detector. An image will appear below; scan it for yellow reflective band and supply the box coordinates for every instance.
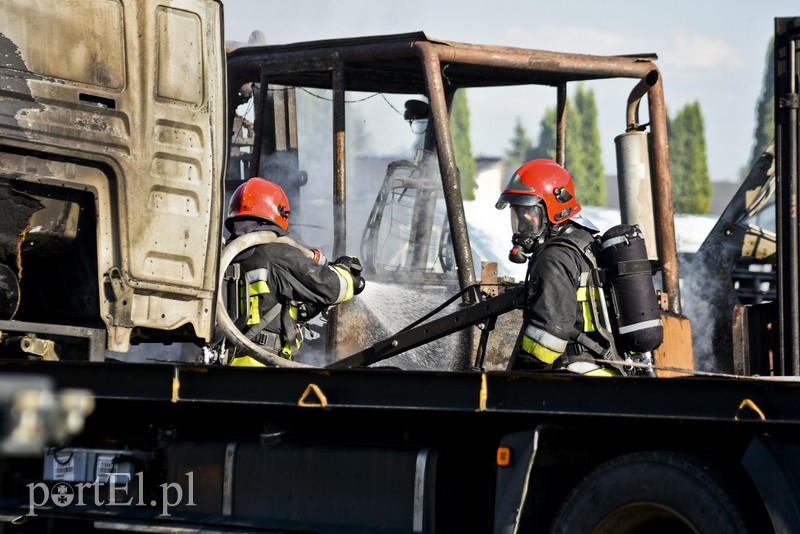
[521,335,561,364]
[289,305,299,321]
[582,302,595,332]
[245,280,271,326]
[584,367,620,377]
[247,296,260,325]
[331,265,355,301]
[576,286,596,333]
[249,280,270,295]
[280,342,294,360]
[230,355,267,367]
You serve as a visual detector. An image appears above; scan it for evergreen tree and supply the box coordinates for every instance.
[450,90,476,200]
[527,107,557,161]
[565,99,585,187]
[747,36,775,174]
[572,85,605,206]
[669,102,712,214]
[525,85,604,206]
[506,117,533,171]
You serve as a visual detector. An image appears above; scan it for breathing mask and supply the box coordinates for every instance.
[508,201,549,263]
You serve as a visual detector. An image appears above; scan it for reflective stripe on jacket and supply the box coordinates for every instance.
[519,225,599,366]
[227,228,357,363]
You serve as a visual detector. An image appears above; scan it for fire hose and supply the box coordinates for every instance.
[215,232,314,368]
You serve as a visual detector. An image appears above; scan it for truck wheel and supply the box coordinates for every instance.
[550,451,766,534]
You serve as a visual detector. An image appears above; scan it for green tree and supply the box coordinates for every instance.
[669,102,712,214]
[505,117,533,171]
[450,89,476,200]
[746,36,775,175]
[527,107,556,161]
[571,85,605,206]
[525,85,605,205]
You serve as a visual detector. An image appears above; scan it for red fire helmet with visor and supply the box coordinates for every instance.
[495,159,582,223]
[496,159,589,261]
[226,177,291,231]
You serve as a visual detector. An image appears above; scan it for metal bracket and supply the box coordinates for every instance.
[0,320,105,362]
[102,267,134,328]
[779,93,799,109]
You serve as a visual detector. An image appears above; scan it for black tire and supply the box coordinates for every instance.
[550,451,768,534]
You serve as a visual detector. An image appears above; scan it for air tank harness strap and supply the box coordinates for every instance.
[228,231,317,356]
[600,258,655,280]
[573,271,632,376]
[248,330,284,354]
[244,303,282,345]
[570,332,629,376]
[546,233,631,376]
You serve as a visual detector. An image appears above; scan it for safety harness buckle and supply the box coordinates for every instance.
[251,331,284,354]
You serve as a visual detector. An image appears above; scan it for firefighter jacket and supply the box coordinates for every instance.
[515,223,616,376]
[226,220,357,365]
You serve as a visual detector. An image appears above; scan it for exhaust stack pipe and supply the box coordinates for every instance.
[614,71,660,259]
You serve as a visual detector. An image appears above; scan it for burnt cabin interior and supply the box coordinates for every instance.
[0,177,99,358]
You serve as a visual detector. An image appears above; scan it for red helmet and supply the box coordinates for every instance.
[227,177,290,231]
[495,159,581,223]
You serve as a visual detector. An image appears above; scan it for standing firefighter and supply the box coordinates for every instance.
[222,177,365,366]
[496,159,620,376]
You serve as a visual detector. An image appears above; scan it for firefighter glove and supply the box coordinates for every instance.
[333,256,363,276]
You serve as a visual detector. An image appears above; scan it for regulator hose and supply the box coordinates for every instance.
[215,232,314,368]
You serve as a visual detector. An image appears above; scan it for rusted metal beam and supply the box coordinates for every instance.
[228,33,658,96]
[645,72,681,315]
[414,41,478,302]
[556,83,567,166]
[332,64,347,259]
[327,64,347,357]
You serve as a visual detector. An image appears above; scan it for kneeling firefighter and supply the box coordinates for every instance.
[223,177,365,367]
[496,159,662,376]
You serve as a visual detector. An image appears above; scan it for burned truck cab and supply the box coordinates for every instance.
[0,0,228,360]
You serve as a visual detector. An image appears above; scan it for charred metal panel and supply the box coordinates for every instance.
[155,7,204,105]
[732,302,777,376]
[0,0,227,351]
[1,0,125,89]
[682,144,776,373]
[0,182,41,274]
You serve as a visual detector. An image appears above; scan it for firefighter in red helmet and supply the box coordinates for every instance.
[223,177,365,366]
[496,159,619,376]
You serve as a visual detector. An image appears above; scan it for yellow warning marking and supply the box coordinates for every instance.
[478,373,488,412]
[735,398,765,422]
[171,370,180,403]
[298,383,328,408]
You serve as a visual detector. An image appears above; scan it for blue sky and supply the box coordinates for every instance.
[223,1,797,182]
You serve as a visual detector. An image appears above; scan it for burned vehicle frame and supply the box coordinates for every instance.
[224,32,682,366]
